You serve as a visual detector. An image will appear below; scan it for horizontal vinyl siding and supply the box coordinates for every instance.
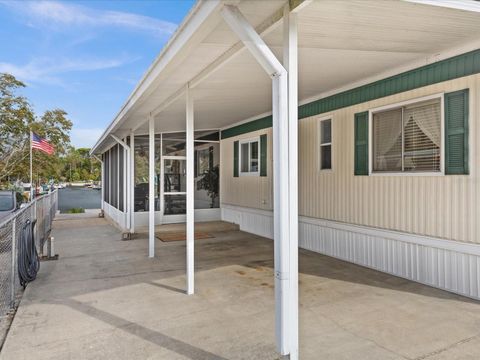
[220,74,480,244]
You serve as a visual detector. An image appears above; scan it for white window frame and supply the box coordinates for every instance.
[368,93,445,176]
[239,137,260,176]
[318,115,333,172]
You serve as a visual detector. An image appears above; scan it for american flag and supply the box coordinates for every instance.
[31,132,54,155]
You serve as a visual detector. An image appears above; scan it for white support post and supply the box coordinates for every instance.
[130,131,135,233]
[284,5,299,360]
[272,71,290,357]
[186,84,195,295]
[221,5,295,357]
[148,116,155,258]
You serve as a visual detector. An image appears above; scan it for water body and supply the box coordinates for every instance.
[58,187,101,212]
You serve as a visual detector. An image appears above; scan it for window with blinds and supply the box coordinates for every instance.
[372,98,441,173]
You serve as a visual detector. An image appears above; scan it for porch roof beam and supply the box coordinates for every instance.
[110,134,130,150]
[221,5,285,77]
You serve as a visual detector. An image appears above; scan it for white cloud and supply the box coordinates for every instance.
[70,128,105,148]
[0,55,139,85]
[0,0,177,37]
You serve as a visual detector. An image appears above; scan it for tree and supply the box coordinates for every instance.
[62,147,100,182]
[0,74,34,182]
[0,73,73,185]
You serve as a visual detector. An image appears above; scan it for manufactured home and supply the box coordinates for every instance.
[91,1,480,358]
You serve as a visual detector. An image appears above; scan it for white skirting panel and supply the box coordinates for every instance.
[103,201,127,231]
[221,204,274,239]
[221,204,480,300]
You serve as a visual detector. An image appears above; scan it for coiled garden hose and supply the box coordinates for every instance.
[17,219,40,288]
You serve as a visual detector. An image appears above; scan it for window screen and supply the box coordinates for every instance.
[239,139,260,174]
[372,98,441,173]
[320,119,332,170]
[104,150,110,204]
[119,146,124,212]
[250,141,259,172]
[403,101,441,172]
[111,145,118,209]
[373,109,402,172]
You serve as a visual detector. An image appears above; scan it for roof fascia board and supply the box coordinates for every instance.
[91,0,221,154]
[221,46,480,139]
[151,2,290,118]
[298,37,480,108]
[220,38,480,137]
[404,0,480,13]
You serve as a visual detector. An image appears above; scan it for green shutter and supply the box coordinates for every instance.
[445,89,469,174]
[354,111,369,175]
[260,134,267,177]
[233,141,239,177]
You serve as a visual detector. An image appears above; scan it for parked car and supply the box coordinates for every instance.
[0,190,20,221]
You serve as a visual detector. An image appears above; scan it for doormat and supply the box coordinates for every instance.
[156,232,213,242]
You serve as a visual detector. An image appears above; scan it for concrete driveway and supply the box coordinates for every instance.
[1,216,480,359]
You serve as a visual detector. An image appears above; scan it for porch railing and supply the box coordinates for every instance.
[0,190,58,319]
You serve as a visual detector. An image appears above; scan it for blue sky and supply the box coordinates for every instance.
[0,0,194,148]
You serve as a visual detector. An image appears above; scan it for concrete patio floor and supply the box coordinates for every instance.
[1,217,480,360]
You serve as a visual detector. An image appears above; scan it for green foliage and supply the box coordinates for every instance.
[0,73,34,182]
[63,147,100,182]
[66,207,85,213]
[197,165,219,208]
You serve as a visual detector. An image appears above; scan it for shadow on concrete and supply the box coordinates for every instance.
[242,248,480,304]
[46,222,479,306]
[148,281,186,294]
[59,298,227,360]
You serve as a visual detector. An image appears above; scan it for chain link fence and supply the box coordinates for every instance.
[0,190,58,320]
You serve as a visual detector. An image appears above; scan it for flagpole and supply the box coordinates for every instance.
[30,131,33,201]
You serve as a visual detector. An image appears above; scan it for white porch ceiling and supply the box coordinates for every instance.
[93,0,480,153]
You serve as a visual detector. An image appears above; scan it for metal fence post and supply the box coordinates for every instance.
[10,219,16,307]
